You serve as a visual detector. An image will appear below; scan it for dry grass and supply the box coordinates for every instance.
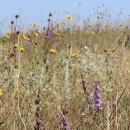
[0,10,130,130]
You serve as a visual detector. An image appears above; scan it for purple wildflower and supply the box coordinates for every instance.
[60,102,71,130]
[111,94,116,105]
[124,46,128,52]
[81,74,92,104]
[92,81,102,111]
[34,88,44,130]
[27,32,31,38]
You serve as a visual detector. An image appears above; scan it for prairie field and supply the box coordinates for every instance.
[0,10,130,130]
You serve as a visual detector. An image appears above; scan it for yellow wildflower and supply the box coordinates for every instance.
[45,35,48,39]
[54,28,58,31]
[55,33,60,36]
[74,22,77,25]
[7,30,12,35]
[14,44,18,48]
[20,48,24,52]
[34,32,38,37]
[50,49,56,53]
[37,29,41,33]
[91,31,95,35]
[33,22,37,26]
[27,37,30,41]
[104,48,108,52]
[57,22,62,25]
[0,89,3,96]
[4,48,8,51]
[62,21,66,24]
[72,52,77,57]
[5,35,10,39]
[34,42,38,46]
[22,35,26,39]
[23,35,30,41]
[67,15,72,21]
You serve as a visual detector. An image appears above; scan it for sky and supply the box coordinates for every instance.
[0,0,130,34]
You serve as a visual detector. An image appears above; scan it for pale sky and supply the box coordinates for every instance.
[0,0,130,34]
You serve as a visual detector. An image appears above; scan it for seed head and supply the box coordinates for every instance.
[48,19,51,22]
[49,12,52,17]
[16,31,19,35]
[11,21,14,25]
[15,15,19,18]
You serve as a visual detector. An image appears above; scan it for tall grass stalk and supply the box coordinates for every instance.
[15,34,27,130]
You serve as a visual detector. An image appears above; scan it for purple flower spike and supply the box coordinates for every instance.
[60,103,71,130]
[92,80,103,111]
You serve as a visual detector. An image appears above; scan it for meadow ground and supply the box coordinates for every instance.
[0,11,130,130]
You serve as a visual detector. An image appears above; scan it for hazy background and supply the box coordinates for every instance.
[0,0,130,34]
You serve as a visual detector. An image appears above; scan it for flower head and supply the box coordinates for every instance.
[50,49,56,53]
[74,22,77,25]
[7,30,12,35]
[0,89,3,96]
[104,48,108,52]
[20,48,24,52]
[34,42,38,46]
[44,35,48,39]
[5,35,10,39]
[91,31,95,35]
[92,81,102,111]
[67,15,72,21]
[55,33,60,36]
[15,15,19,18]
[34,32,38,37]
[71,52,77,57]
[13,44,18,48]
[34,22,37,27]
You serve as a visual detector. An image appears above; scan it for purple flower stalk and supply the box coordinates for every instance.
[111,94,116,106]
[81,74,92,104]
[92,80,102,111]
[35,88,44,130]
[60,102,71,130]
